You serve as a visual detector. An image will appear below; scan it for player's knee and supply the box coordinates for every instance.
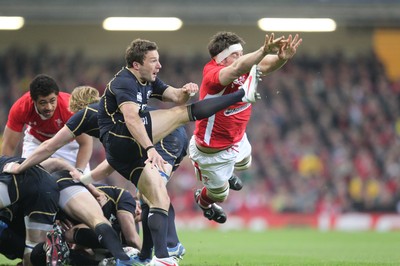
[207,185,229,203]
[235,155,252,171]
[147,188,170,210]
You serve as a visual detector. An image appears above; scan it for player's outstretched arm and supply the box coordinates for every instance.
[2,126,74,174]
[259,34,303,75]
[74,133,93,171]
[71,159,115,185]
[162,82,199,104]
[219,33,285,86]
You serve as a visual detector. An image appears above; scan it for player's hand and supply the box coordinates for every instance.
[96,192,108,207]
[263,33,287,55]
[69,168,83,182]
[60,218,74,232]
[144,148,167,171]
[278,34,302,60]
[134,200,142,223]
[182,82,199,97]
[2,162,21,174]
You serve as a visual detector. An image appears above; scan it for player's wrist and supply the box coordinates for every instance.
[80,172,94,185]
[145,145,155,152]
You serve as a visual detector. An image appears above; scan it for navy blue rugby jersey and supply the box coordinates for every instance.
[98,67,168,139]
[94,184,136,221]
[66,103,100,138]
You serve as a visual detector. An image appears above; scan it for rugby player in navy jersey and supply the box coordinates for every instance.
[0,169,141,266]
[0,155,59,266]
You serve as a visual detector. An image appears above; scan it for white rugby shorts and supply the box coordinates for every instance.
[189,133,251,189]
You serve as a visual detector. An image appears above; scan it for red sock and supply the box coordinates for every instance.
[198,187,214,209]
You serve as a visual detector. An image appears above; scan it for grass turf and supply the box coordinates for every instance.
[1,228,399,265]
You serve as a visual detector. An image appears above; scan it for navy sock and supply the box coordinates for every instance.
[94,223,129,260]
[30,242,45,266]
[74,227,103,249]
[139,203,153,260]
[187,89,245,121]
[0,227,25,259]
[167,204,179,248]
[148,208,169,258]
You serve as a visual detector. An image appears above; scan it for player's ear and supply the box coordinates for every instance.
[133,62,140,69]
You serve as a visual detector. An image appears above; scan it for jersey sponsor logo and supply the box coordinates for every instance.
[224,103,251,116]
[147,90,152,99]
[137,91,143,102]
[55,118,63,128]
[232,75,246,88]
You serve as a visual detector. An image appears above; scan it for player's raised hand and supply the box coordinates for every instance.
[278,34,303,60]
[263,33,287,55]
[182,82,199,97]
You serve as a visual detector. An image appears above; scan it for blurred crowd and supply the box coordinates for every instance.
[1,44,400,215]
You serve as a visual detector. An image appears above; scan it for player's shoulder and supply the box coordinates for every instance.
[87,102,99,112]
[203,60,218,71]
[111,68,134,86]
[9,92,33,115]
[56,92,73,115]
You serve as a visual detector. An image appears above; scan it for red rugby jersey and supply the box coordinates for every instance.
[6,91,73,142]
[194,60,252,149]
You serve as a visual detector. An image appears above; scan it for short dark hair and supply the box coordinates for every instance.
[125,39,158,67]
[207,31,245,58]
[29,74,59,101]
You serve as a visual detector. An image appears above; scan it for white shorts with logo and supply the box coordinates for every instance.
[188,133,251,189]
[22,130,90,173]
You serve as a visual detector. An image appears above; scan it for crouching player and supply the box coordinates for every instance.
[0,156,59,266]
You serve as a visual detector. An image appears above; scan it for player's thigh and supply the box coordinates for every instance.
[149,106,187,143]
[62,188,107,228]
[189,138,236,188]
[234,133,252,170]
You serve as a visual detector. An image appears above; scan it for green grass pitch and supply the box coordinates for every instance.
[1,228,399,265]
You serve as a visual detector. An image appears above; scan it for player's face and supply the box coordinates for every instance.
[223,50,243,66]
[138,50,162,83]
[34,93,58,118]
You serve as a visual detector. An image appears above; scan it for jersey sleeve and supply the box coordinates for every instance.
[114,78,139,106]
[6,99,27,132]
[202,64,225,94]
[150,77,169,100]
[65,108,86,137]
[116,190,136,214]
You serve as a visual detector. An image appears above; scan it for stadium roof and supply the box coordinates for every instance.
[0,0,400,27]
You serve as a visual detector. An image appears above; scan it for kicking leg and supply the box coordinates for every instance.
[150,86,256,143]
